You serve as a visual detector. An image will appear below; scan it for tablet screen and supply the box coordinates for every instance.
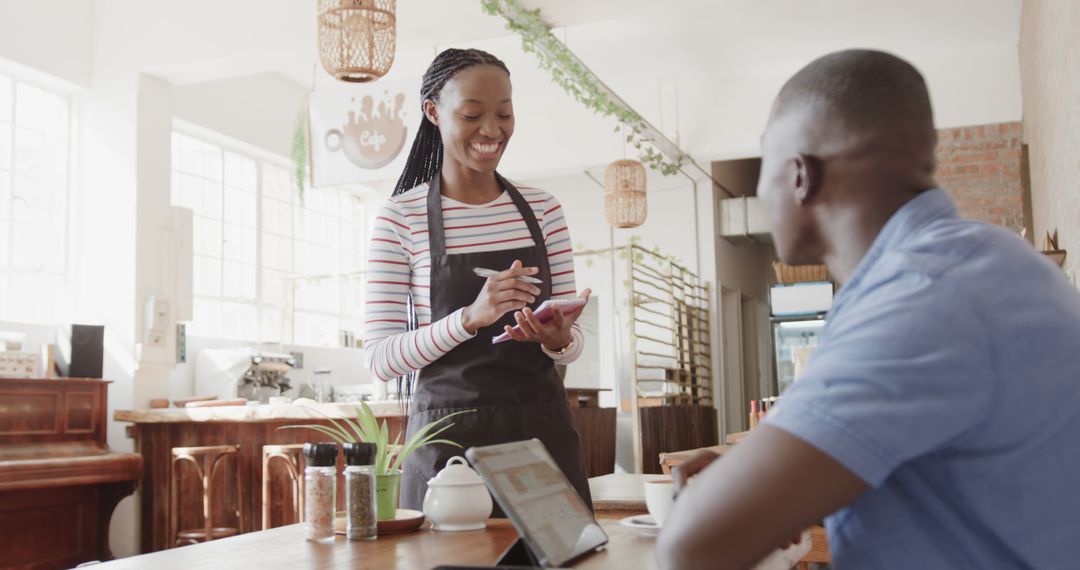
[466,439,608,567]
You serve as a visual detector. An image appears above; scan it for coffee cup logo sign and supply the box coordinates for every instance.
[324,92,408,169]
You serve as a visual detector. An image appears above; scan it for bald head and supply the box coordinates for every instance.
[772,49,937,159]
[757,50,940,277]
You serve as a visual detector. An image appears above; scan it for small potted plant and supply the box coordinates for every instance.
[279,401,472,520]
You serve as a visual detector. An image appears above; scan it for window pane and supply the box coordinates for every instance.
[174,172,200,212]
[14,83,45,130]
[222,260,255,300]
[262,269,289,307]
[43,92,67,138]
[0,221,8,267]
[14,126,45,177]
[224,188,256,228]
[194,255,221,296]
[0,173,9,219]
[224,152,256,191]
[12,174,47,223]
[12,221,45,269]
[293,241,312,275]
[262,233,292,271]
[192,216,222,257]
[202,178,222,220]
[0,76,11,122]
[222,302,257,340]
[179,133,201,175]
[263,197,292,235]
[293,311,338,347]
[260,307,285,343]
[201,141,222,182]
[191,299,222,338]
[223,223,255,263]
[171,132,179,173]
[41,134,66,182]
[0,121,10,170]
[7,273,64,324]
[262,163,290,201]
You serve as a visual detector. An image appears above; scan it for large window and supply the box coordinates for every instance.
[0,74,71,324]
[171,131,366,346]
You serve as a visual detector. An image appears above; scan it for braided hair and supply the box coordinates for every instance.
[392,48,510,196]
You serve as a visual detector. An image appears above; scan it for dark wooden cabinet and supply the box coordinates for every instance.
[0,378,142,570]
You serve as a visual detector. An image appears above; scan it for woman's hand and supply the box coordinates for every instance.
[461,260,541,334]
[504,289,592,352]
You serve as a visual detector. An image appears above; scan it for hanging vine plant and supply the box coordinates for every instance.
[291,108,308,203]
[479,0,683,176]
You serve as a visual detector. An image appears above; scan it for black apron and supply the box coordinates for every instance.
[399,173,592,516]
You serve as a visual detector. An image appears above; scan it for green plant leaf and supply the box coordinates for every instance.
[277,424,348,445]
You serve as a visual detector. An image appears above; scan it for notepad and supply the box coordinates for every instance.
[491,298,587,344]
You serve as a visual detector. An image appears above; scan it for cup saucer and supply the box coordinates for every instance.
[619,514,661,534]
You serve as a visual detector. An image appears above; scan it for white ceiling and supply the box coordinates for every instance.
[112,0,1021,175]
[140,0,1021,87]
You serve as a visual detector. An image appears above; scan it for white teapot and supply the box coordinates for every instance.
[422,456,493,531]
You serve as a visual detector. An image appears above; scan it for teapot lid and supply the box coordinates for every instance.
[427,456,485,487]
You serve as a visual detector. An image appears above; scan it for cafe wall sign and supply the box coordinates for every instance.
[309,79,417,186]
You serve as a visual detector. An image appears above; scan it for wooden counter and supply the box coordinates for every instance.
[118,397,616,553]
[117,402,408,553]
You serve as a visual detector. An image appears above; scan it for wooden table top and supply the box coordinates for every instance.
[93,513,661,570]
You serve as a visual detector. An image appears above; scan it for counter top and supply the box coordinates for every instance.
[114,401,407,423]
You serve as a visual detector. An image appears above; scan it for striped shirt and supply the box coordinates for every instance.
[363,182,584,383]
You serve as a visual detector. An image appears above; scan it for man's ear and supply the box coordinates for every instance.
[423,99,439,127]
[793,153,822,205]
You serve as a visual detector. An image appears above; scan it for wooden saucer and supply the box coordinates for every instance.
[334,509,426,536]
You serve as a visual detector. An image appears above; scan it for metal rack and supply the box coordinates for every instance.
[576,244,714,472]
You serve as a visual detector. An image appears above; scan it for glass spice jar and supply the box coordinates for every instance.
[303,442,338,543]
[344,442,378,540]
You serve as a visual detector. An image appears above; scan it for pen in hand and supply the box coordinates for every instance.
[472,267,543,284]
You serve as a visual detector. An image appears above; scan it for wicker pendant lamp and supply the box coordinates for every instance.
[317,0,397,83]
[604,159,648,228]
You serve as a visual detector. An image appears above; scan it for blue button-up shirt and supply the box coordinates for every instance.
[765,189,1080,569]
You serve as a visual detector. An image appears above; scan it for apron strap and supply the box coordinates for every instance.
[426,171,551,275]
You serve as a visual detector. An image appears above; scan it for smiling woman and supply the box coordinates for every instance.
[363,48,593,516]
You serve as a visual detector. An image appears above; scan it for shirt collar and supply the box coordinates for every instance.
[831,189,958,312]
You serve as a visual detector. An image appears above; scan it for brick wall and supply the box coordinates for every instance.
[934,122,1027,235]
[1021,0,1080,282]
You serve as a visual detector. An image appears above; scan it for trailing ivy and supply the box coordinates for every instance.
[291,109,308,203]
[479,0,683,175]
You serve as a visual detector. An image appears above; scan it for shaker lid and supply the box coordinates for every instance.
[427,456,485,487]
[344,442,376,466]
[304,442,338,467]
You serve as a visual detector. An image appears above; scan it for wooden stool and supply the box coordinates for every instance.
[261,444,306,529]
[170,445,242,547]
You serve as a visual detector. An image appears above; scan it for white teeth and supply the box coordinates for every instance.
[470,142,499,154]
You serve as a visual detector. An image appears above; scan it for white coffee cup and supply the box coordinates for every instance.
[644,479,676,527]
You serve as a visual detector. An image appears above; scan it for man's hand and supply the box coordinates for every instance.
[672,450,720,496]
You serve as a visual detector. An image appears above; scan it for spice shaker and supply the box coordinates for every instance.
[303,442,338,543]
[344,442,378,541]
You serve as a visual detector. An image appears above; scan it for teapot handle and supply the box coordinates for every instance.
[447,456,468,467]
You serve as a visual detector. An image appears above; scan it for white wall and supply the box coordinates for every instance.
[173,73,308,160]
[0,0,93,88]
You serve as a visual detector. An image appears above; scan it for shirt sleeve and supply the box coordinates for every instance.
[539,193,584,364]
[762,270,997,487]
[363,200,475,382]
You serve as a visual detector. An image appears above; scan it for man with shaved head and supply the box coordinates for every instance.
[656,50,1080,569]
